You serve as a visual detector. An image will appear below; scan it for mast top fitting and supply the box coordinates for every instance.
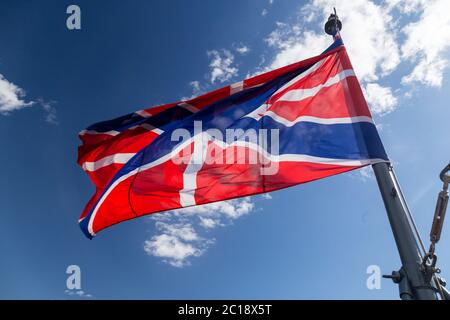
[324,8,342,36]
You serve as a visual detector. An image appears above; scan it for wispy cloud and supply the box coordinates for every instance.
[39,99,58,125]
[386,0,428,14]
[235,44,250,55]
[0,74,33,115]
[181,80,205,101]
[64,289,93,299]
[349,165,376,182]
[189,80,202,94]
[207,49,238,84]
[262,0,274,16]
[0,73,58,123]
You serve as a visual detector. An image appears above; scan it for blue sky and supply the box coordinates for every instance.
[0,0,449,299]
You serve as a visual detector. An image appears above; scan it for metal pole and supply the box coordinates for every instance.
[324,9,437,300]
[373,163,437,300]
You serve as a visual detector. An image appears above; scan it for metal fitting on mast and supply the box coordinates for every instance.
[324,8,342,36]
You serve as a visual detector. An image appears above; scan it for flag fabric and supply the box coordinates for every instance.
[77,39,388,239]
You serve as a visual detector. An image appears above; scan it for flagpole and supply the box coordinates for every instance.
[372,163,439,299]
[324,10,437,300]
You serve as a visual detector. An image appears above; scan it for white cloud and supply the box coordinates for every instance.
[261,193,272,200]
[236,45,250,55]
[359,166,375,181]
[262,0,401,84]
[386,0,427,14]
[176,197,255,220]
[0,74,33,114]
[190,80,201,94]
[207,50,238,84]
[400,0,450,87]
[265,28,329,70]
[261,0,275,16]
[156,222,199,241]
[254,4,398,116]
[144,234,200,268]
[143,222,210,268]
[199,217,218,229]
[0,74,57,122]
[402,58,447,87]
[349,165,376,182]
[362,83,398,116]
[144,197,266,267]
[305,0,400,82]
[272,0,450,92]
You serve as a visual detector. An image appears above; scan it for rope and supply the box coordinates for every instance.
[389,167,449,299]
[390,167,428,257]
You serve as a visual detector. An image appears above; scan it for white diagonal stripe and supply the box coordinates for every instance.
[152,128,164,135]
[80,129,120,136]
[230,81,244,94]
[179,102,199,113]
[278,69,356,102]
[272,56,329,97]
[135,110,153,118]
[243,103,270,121]
[138,123,164,135]
[126,123,164,135]
[264,112,373,126]
[82,153,135,172]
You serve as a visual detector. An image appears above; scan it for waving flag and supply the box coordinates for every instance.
[77,39,388,238]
